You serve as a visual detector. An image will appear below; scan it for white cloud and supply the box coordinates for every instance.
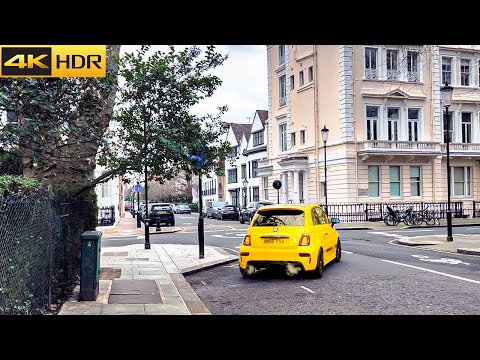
[119,45,267,125]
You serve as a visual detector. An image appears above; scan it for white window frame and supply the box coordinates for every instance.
[279,123,287,152]
[387,107,400,141]
[290,75,294,90]
[300,129,306,144]
[299,70,304,86]
[278,45,286,65]
[452,166,472,197]
[386,48,399,81]
[408,108,421,142]
[365,105,380,140]
[441,56,453,86]
[461,112,472,143]
[278,74,286,107]
[263,177,269,200]
[389,166,401,198]
[410,166,421,197]
[443,110,454,144]
[407,50,420,83]
[308,66,313,82]
[460,58,471,87]
[368,165,380,198]
[364,47,378,80]
[290,132,296,146]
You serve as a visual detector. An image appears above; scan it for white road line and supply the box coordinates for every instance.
[300,286,315,294]
[408,229,435,232]
[342,250,353,254]
[381,260,480,284]
[235,246,240,249]
[201,281,206,285]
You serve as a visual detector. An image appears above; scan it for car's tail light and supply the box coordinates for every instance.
[242,234,251,246]
[299,234,310,246]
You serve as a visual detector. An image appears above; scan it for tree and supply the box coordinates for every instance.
[0,45,122,196]
[97,45,232,190]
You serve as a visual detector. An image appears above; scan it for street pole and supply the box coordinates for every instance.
[324,141,328,216]
[198,173,205,259]
[445,105,453,242]
[136,183,141,228]
[144,118,150,250]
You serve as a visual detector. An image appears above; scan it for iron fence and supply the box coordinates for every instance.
[0,197,94,315]
[98,205,115,226]
[322,201,470,223]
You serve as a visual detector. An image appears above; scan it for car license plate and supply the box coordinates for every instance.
[263,238,285,245]
[160,211,168,214]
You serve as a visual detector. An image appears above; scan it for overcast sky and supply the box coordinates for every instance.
[120,45,268,124]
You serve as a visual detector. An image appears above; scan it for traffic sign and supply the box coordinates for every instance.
[134,184,142,193]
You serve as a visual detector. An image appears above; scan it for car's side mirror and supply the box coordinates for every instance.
[330,217,340,227]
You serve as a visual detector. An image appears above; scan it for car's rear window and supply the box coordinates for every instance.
[152,205,171,211]
[224,206,236,210]
[253,209,304,226]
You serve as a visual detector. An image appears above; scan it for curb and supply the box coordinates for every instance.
[182,257,238,276]
[457,248,480,256]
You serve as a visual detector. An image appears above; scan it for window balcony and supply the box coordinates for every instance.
[441,143,480,154]
[365,69,378,80]
[407,71,420,82]
[279,97,286,107]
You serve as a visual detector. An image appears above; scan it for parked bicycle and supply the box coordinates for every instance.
[413,206,440,226]
[383,205,419,226]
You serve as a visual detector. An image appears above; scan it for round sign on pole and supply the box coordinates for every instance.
[272,180,282,189]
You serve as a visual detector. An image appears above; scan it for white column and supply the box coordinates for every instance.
[303,170,309,203]
[282,172,288,204]
[293,170,300,203]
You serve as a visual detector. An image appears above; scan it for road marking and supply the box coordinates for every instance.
[300,286,315,294]
[235,246,240,249]
[381,260,480,284]
[223,264,237,268]
[201,281,206,285]
[411,254,470,265]
[183,222,193,225]
[342,250,353,254]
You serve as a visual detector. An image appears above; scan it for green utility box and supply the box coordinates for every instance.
[79,231,102,301]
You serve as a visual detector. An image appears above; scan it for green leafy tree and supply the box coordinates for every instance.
[97,45,232,192]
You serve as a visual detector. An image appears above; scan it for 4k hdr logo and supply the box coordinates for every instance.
[0,45,106,78]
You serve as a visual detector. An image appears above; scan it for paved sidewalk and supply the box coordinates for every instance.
[58,217,238,315]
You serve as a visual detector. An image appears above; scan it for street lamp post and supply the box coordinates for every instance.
[198,173,204,259]
[321,125,329,216]
[441,82,454,242]
[242,178,248,209]
[143,117,150,249]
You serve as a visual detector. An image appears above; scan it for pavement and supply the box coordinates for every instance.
[58,214,480,315]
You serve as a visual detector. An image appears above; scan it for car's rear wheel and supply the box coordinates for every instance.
[239,265,255,278]
[334,239,341,263]
[240,215,245,224]
[170,220,175,226]
[312,248,324,278]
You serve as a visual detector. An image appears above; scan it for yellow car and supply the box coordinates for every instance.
[238,203,341,278]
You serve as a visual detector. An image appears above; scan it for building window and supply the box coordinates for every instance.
[300,129,306,144]
[252,161,258,178]
[442,56,452,85]
[365,47,378,79]
[101,182,110,198]
[368,166,380,197]
[228,146,238,158]
[408,108,420,141]
[453,167,472,197]
[279,45,286,65]
[461,112,472,143]
[366,105,379,140]
[290,75,294,90]
[291,132,296,146]
[279,74,286,107]
[443,111,453,143]
[320,181,326,197]
[390,166,401,197]
[252,187,260,201]
[308,66,313,82]
[279,123,287,152]
[410,166,421,197]
[407,51,419,82]
[263,177,269,200]
[228,169,237,184]
[252,130,264,146]
[299,70,304,86]
[461,58,470,86]
[387,108,399,141]
[241,164,246,180]
[386,49,399,80]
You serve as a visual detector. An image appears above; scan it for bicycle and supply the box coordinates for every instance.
[414,206,440,226]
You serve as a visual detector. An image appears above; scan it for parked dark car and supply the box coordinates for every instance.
[177,204,192,214]
[147,203,175,226]
[216,205,240,220]
[239,200,274,224]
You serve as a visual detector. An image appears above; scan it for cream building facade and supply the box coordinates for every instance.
[259,45,480,212]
